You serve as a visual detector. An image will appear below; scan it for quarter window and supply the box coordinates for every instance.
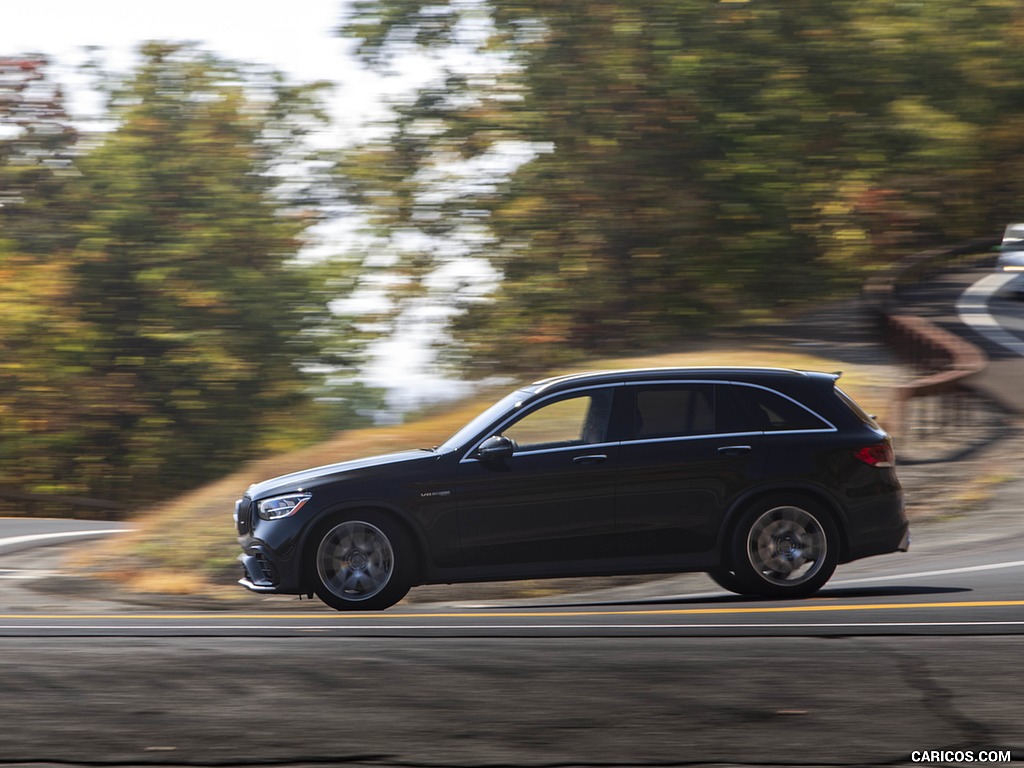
[731,384,830,431]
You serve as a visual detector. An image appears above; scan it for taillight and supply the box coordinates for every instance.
[855,443,895,468]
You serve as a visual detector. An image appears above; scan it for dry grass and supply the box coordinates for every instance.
[71,345,903,599]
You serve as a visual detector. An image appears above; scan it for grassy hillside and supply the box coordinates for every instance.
[70,345,904,603]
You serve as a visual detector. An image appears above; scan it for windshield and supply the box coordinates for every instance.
[435,389,530,454]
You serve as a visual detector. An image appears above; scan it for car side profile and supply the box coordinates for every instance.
[235,367,909,610]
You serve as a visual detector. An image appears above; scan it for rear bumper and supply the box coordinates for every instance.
[844,516,910,562]
[840,487,909,562]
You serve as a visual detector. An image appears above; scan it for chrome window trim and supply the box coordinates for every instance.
[619,428,830,449]
[724,380,837,433]
[622,431,755,447]
[460,378,837,463]
[621,378,837,435]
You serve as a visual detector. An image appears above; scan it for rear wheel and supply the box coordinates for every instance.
[729,496,839,598]
[310,512,413,611]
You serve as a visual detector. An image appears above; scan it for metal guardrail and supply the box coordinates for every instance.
[881,312,991,449]
[863,236,1004,454]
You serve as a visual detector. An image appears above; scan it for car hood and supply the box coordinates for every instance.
[245,449,437,499]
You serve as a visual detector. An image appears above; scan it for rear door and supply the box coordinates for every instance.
[614,382,768,559]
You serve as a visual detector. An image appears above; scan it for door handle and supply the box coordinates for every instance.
[573,454,608,466]
[717,445,752,456]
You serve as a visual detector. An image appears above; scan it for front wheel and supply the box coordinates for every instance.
[706,568,752,595]
[729,497,839,599]
[310,513,414,611]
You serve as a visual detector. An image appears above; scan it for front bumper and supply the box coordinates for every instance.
[236,493,307,594]
[238,552,280,594]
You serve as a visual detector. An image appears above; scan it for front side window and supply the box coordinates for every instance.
[503,390,613,452]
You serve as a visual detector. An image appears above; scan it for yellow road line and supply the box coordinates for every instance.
[2,599,1024,621]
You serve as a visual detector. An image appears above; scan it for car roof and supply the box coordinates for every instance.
[528,367,839,394]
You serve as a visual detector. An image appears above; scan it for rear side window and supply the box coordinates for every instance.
[634,385,715,439]
[731,384,831,432]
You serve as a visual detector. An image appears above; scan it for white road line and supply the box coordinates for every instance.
[642,559,1024,603]
[0,570,58,580]
[955,272,1024,355]
[0,529,133,549]
[833,559,1024,585]
[0,622,1021,632]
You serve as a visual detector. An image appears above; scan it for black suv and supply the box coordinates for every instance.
[235,368,908,610]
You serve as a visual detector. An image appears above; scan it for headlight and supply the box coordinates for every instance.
[256,493,312,521]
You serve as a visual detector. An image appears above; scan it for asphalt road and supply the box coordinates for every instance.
[0,488,1022,765]
[0,517,131,556]
[0,634,1019,766]
[1,510,1023,638]
[0,266,1021,766]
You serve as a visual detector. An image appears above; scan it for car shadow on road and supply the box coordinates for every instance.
[490,585,972,610]
[810,585,972,600]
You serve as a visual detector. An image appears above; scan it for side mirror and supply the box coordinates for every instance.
[473,435,515,463]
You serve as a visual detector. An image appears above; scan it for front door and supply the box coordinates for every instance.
[455,388,619,572]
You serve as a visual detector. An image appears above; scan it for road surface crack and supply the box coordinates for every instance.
[894,651,997,748]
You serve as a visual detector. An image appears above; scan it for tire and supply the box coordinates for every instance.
[729,496,839,599]
[706,568,752,595]
[310,512,414,611]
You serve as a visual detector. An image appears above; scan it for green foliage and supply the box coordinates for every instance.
[0,46,370,511]
[0,56,80,253]
[340,0,1024,371]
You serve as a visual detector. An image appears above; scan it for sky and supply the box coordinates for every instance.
[0,0,404,134]
[2,0,495,78]
[1,0,481,409]
[3,1,346,72]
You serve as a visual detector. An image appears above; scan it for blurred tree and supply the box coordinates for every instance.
[62,43,343,502]
[341,0,1024,372]
[0,56,91,510]
[0,45,364,510]
[0,55,79,251]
